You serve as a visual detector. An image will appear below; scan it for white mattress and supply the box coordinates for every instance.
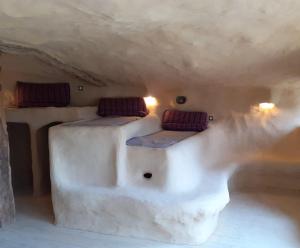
[126,130,197,148]
[63,116,141,127]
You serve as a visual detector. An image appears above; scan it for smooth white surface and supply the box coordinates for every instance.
[49,115,229,244]
[50,115,161,187]
[1,191,300,248]
[49,108,300,244]
[126,131,208,194]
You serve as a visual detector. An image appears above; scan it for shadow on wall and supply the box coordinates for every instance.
[36,122,63,194]
[7,121,62,195]
[7,122,32,193]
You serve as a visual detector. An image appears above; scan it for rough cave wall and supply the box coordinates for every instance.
[0,91,15,227]
[2,1,300,118]
[2,0,300,90]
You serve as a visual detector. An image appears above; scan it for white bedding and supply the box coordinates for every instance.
[126,130,197,148]
[63,116,141,127]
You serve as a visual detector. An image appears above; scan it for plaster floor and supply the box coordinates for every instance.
[1,191,300,248]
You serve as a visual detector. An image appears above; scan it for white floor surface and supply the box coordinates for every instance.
[1,191,300,248]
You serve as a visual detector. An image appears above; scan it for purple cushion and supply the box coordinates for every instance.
[162,109,208,132]
[16,82,70,108]
[97,97,149,117]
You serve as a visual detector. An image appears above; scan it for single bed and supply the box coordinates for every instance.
[124,109,209,193]
[50,97,160,188]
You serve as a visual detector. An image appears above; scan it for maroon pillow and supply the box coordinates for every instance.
[16,82,70,108]
[97,97,149,117]
[162,109,208,132]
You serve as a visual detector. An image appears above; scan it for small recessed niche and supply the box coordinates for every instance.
[143,172,152,180]
[176,96,187,104]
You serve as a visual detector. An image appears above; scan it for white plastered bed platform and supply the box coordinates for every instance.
[49,109,230,245]
[50,171,229,245]
[126,130,207,193]
[50,115,160,188]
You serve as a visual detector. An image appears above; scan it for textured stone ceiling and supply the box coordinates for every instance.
[1,0,300,88]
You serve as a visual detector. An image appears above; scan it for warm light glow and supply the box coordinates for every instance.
[144,96,158,108]
[259,102,275,112]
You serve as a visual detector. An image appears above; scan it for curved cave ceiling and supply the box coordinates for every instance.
[1,0,300,88]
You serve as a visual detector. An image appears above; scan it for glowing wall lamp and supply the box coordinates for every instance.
[144,96,158,114]
[144,96,158,108]
[259,102,275,112]
[258,102,278,115]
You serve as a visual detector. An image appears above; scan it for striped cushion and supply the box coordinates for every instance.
[16,82,70,108]
[97,97,149,117]
[162,109,208,131]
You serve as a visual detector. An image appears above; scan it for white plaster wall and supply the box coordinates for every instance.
[0,53,274,120]
[0,53,147,107]
[271,82,300,109]
[149,84,271,120]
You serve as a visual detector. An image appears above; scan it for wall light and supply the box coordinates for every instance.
[144,96,158,108]
[259,102,275,112]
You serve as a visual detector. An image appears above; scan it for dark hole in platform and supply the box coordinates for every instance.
[143,172,152,180]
